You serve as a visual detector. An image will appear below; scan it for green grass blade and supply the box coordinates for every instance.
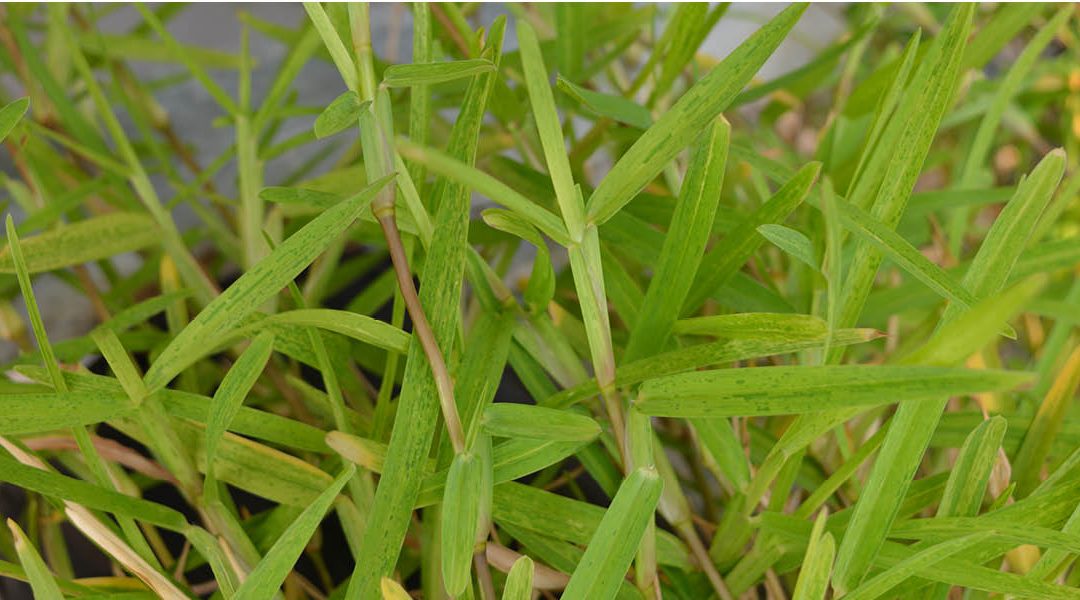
[791,510,834,600]
[937,416,1008,517]
[348,19,507,597]
[557,77,652,130]
[830,7,978,588]
[586,4,806,225]
[302,2,358,91]
[441,450,483,596]
[685,162,820,313]
[396,137,571,246]
[0,392,134,434]
[383,58,495,87]
[0,454,188,531]
[259,309,409,354]
[0,97,29,143]
[940,149,1066,325]
[502,555,534,600]
[835,198,977,309]
[635,365,1032,417]
[758,224,819,272]
[0,213,159,274]
[517,19,585,238]
[482,404,600,443]
[144,173,394,392]
[7,519,64,600]
[844,532,993,600]
[204,331,275,492]
[1012,345,1080,497]
[624,117,729,363]
[313,91,367,138]
[234,464,354,599]
[674,313,827,340]
[381,577,412,599]
[546,328,878,409]
[561,467,663,600]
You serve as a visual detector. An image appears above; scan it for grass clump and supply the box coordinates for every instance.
[0,3,1079,599]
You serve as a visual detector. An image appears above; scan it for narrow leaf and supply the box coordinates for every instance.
[561,467,663,600]
[234,464,354,600]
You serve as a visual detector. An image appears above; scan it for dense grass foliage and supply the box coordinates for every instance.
[1,3,1079,599]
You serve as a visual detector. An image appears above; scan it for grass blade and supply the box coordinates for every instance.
[144,173,393,392]
[635,366,1032,417]
[685,162,820,312]
[482,404,600,443]
[0,213,158,274]
[844,533,993,600]
[234,464,354,600]
[586,4,806,225]
[0,97,29,143]
[204,331,275,492]
[624,117,729,363]
[441,450,483,596]
[502,555,534,600]
[314,91,367,138]
[383,58,495,87]
[7,519,64,600]
[791,510,834,600]
[561,467,663,600]
[758,224,819,272]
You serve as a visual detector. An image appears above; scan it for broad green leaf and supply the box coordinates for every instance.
[313,91,367,138]
[383,58,495,87]
[0,213,159,274]
[685,162,820,312]
[557,77,653,130]
[586,4,806,225]
[144,173,394,392]
[234,464,354,600]
[674,313,827,340]
[502,555,534,600]
[0,97,29,143]
[7,519,63,600]
[441,451,483,596]
[791,511,833,600]
[561,468,663,600]
[204,331,275,491]
[635,366,1032,417]
[758,224,819,272]
[0,391,134,434]
[623,117,729,363]
[844,533,993,600]
[482,404,600,442]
